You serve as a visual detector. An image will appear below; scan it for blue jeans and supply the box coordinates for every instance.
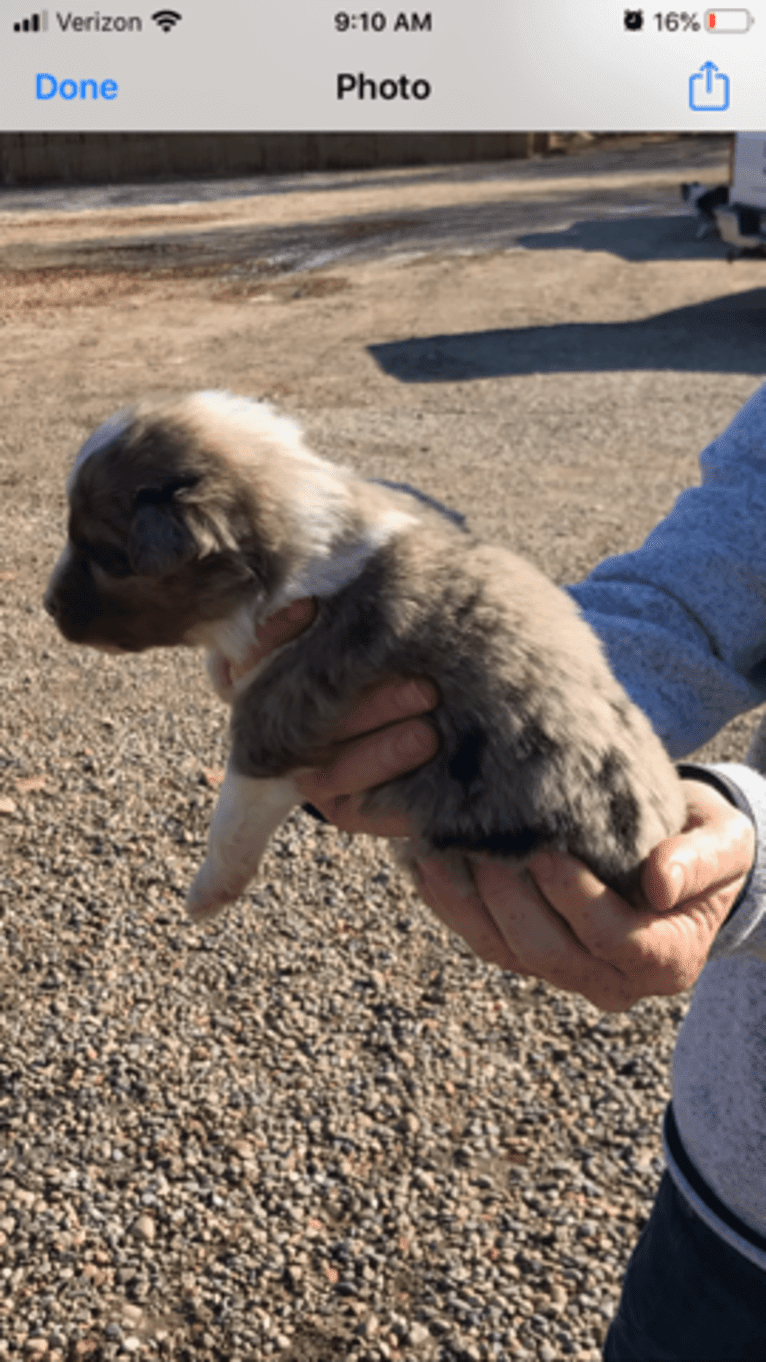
[604,1172,766,1361]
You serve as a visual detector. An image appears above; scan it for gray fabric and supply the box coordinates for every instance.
[569,382,766,760]
[568,382,766,1263]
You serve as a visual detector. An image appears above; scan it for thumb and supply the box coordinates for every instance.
[642,840,688,914]
[642,798,754,914]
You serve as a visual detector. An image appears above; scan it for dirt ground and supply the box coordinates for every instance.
[1,132,763,765]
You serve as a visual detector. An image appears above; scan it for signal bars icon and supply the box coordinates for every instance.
[12,7,183,32]
[13,9,48,30]
[151,9,182,31]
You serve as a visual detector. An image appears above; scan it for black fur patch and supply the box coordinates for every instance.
[609,789,640,854]
[322,593,378,655]
[431,825,547,857]
[448,727,488,787]
[598,749,640,853]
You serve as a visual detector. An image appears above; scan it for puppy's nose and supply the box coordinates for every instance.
[43,589,59,620]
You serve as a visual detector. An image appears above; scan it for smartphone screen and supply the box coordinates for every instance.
[1,8,764,1362]
[0,2,762,129]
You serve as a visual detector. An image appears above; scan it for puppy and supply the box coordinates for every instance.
[45,391,686,921]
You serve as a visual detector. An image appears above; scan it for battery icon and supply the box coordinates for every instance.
[705,8,755,30]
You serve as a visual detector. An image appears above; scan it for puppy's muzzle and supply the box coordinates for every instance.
[43,585,62,621]
[43,548,100,641]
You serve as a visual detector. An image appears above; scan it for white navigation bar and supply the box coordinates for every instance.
[0,2,763,132]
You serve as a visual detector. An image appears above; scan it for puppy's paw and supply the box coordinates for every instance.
[186,860,245,922]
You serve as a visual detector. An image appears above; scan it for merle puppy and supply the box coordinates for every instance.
[44,391,685,920]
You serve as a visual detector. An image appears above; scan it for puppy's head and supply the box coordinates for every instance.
[44,393,300,653]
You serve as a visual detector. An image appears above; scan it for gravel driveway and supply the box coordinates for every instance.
[0,134,763,1362]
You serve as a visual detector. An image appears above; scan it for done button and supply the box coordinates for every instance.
[36,73,119,100]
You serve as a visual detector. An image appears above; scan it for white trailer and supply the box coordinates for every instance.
[712,132,766,255]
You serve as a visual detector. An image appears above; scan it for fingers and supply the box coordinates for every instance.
[415,859,527,972]
[419,855,640,1010]
[525,850,726,1000]
[318,716,438,793]
[474,855,636,1009]
[330,677,440,742]
[290,673,438,836]
[296,784,414,838]
[411,780,756,1014]
[528,852,635,952]
[255,598,317,657]
[295,717,439,835]
[642,781,755,913]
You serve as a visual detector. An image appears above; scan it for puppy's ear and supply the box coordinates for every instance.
[127,500,199,576]
[126,481,242,577]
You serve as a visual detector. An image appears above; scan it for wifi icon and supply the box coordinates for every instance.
[151,8,182,31]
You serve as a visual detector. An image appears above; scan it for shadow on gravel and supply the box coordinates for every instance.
[0,205,719,277]
[368,288,766,381]
[517,213,731,262]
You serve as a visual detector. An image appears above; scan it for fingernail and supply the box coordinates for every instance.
[396,680,434,711]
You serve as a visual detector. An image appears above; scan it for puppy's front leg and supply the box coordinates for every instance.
[187,765,300,921]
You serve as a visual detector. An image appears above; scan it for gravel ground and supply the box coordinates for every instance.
[0,136,763,1361]
[0,637,688,1362]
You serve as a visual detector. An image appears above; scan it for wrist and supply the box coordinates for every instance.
[676,762,753,815]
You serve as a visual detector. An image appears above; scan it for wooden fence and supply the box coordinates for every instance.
[0,132,552,186]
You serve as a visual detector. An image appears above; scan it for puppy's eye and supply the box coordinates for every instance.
[87,542,132,577]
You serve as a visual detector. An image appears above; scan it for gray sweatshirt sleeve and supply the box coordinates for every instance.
[566,383,766,960]
[567,383,766,760]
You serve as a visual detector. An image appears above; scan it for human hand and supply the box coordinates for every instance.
[414,780,755,1011]
[220,597,441,831]
[233,610,755,1011]
[294,676,440,834]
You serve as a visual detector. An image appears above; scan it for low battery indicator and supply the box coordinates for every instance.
[705,8,755,30]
